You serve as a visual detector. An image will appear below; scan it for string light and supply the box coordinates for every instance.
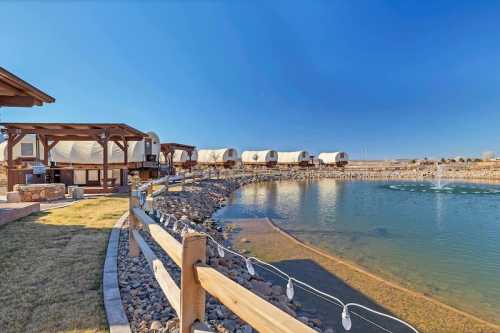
[245,258,255,276]
[181,225,188,237]
[286,278,294,301]
[217,244,225,258]
[138,177,420,333]
[342,306,352,331]
[163,215,170,227]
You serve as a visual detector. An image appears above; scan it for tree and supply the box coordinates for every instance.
[440,158,446,163]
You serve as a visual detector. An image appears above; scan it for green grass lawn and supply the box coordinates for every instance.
[0,196,128,333]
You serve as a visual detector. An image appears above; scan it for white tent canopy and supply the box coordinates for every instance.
[241,150,278,164]
[197,148,238,163]
[0,132,161,164]
[0,134,43,161]
[318,152,349,164]
[277,151,309,164]
[169,149,198,163]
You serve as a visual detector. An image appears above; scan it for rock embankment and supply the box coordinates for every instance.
[118,177,330,333]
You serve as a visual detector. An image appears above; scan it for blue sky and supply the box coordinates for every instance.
[2,1,500,159]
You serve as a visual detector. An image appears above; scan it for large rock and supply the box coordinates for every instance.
[14,183,65,202]
[68,186,84,199]
[6,191,21,203]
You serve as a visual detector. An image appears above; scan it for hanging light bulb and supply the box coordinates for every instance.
[164,215,170,227]
[217,244,225,258]
[342,306,352,331]
[245,258,255,276]
[181,225,188,237]
[286,278,294,301]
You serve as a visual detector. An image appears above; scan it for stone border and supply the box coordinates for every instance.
[103,211,132,333]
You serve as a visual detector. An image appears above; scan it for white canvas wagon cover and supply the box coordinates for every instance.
[277,151,309,164]
[241,150,278,163]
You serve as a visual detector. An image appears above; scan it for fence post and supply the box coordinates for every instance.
[180,233,207,333]
[129,175,140,257]
[147,182,153,197]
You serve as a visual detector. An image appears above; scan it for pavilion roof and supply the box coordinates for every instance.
[0,123,147,141]
[161,142,196,153]
[0,67,55,107]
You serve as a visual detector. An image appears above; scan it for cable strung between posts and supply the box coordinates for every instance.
[136,176,420,333]
[147,205,419,333]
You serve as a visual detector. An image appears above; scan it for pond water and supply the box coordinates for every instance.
[214,179,500,323]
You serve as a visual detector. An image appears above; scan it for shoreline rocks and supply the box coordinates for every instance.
[117,169,500,332]
[118,175,333,332]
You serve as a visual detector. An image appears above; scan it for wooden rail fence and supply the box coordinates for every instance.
[128,176,317,333]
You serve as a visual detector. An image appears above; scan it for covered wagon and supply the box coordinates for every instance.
[277,151,310,167]
[318,152,349,167]
[241,150,278,168]
[197,148,238,168]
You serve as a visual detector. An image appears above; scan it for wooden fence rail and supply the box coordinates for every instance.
[128,176,317,333]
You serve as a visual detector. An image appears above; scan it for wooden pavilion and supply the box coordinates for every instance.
[160,142,196,174]
[0,67,55,107]
[0,123,147,192]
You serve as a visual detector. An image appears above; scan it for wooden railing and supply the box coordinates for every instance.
[128,176,317,333]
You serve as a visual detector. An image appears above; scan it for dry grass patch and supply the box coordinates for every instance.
[0,196,128,333]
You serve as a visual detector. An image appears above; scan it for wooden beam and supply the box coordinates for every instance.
[102,135,109,190]
[132,229,181,315]
[132,207,182,266]
[122,140,129,186]
[114,140,125,152]
[124,140,128,164]
[2,128,142,139]
[10,133,26,147]
[195,264,318,333]
[39,134,49,165]
[7,133,15,191]
[0,80,22,95]
[0,95,37,107]
[180,233,207,333]
[47,140,60,151]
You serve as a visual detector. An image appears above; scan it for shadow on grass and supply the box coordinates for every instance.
[258,258,412,333]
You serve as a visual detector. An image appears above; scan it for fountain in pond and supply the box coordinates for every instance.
[432,164,447,189]
[384,163,500,195]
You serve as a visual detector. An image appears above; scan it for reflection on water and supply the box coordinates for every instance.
[214,179,500,323]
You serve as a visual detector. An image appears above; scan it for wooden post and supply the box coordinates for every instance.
[7,133,14,191]
[123,139,128,187]
[188,150,193,172]
[180,233,207,333]
[129,176,140,257]
[102,135,109,191]
[40,135,49,165]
